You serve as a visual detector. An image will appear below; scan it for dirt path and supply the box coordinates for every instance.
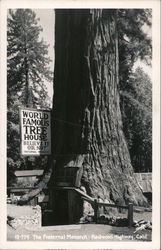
[7,204,152,242]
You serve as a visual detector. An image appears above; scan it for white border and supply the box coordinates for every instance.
[0,0,160,249]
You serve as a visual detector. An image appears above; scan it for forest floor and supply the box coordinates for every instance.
[7,204,152,242]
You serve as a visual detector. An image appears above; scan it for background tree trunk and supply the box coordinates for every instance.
[52,9,147,206]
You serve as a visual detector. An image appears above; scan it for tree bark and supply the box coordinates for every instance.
[52,9,147,206]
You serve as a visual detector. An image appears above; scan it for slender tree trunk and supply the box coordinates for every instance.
[24,39,29,107]
[52,9,147,206]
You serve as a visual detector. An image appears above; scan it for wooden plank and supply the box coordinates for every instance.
[128,203,133,228]
[97,202,128,209]
[81,196,94,205]
[94,199,98,223]
[55,187,94,203]
[74,188,94,203]
[7,187,37,190]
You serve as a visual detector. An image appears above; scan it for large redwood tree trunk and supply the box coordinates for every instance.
[52,9,147,207]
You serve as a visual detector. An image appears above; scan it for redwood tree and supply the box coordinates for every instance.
[19,9,148,207]
[52,9,147,206]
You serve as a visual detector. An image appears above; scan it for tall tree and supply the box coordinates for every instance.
[120,67,152,172]
[117,9,152,173]
[51,9,147,206]
[7,9,53,108]
[7,9,53,183]
[118,9,152,91]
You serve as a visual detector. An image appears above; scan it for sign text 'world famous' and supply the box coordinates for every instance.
[20,109,51,155]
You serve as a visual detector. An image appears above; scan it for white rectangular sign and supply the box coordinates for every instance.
[20,108,51,155]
